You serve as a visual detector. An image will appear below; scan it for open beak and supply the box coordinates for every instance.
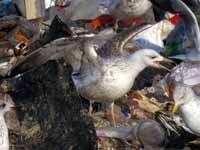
[163,58,176,63]
[153,61,171,71]
[172,103,180,113]
[154,58,175,72]
[157,64,171,71]
[162,57,177,67]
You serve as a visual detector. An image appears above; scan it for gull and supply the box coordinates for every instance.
[0,94,15,150]
[110,0,152,19]
[149,62,200,107]
[172,82,200,135]
[70,26,173,126]
[9,25,173,126]
[150,61,200,104]
[60,0,152,21]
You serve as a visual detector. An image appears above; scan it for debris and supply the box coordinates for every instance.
[13,0,45,20]
[1,0,200,149]
[129,91,164,114]
[96,119,166,149]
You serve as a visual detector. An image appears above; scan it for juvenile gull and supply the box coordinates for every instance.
[9,25,173,126]
[70,25,173,126]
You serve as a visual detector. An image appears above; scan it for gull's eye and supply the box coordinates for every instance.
[146,55,157,59]
[150,56,157,59]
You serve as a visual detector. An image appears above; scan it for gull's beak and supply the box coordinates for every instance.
[155,57,175,71]
[163,58,176,65]
[172,102,180,113]
[157,64,171,72]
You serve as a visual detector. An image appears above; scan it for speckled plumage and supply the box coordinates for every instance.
[165,62,200,86]
[10,23,171,127]
[72,55,143,103]
[71,24,169,104]
[111,0,152,19]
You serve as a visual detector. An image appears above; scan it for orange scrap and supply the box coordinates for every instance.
[90,15,116,29]
[130,91,143,100]
[15,33,29,44]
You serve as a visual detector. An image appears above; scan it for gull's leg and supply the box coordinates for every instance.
[110,102,116,127]
[89,101,94,116]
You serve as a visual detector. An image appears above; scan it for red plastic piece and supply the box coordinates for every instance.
[90,15,116,29]
[169,14,181,26]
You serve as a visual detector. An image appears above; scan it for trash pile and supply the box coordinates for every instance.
[0,0,200,149]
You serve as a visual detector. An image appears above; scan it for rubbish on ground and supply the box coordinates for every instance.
[1,0,200,149]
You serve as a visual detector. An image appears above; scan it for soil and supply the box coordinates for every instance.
[2,60,97,150]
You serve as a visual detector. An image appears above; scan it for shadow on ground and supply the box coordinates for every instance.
[3,60,97,150]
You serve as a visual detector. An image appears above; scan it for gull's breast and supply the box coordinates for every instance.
[74,64,134,103]
[181,100,200,135]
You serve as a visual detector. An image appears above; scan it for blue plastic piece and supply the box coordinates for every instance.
[8,36,16,42]
[123,112,129,118]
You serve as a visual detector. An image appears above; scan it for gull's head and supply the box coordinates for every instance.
[0,94,15,115]
[172,83,195,113]
[133,49,173,71]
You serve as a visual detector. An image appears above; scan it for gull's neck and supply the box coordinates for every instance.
[129,53,148,77]
[179,93,200,120]
[131,62,147,81]
[0,114,9,150]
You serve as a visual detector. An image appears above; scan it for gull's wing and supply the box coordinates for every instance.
[169,51,200,61]
[10,37,85,76]
[165,62,200,86]
[98,23,150,57]
[10,31,117,76]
